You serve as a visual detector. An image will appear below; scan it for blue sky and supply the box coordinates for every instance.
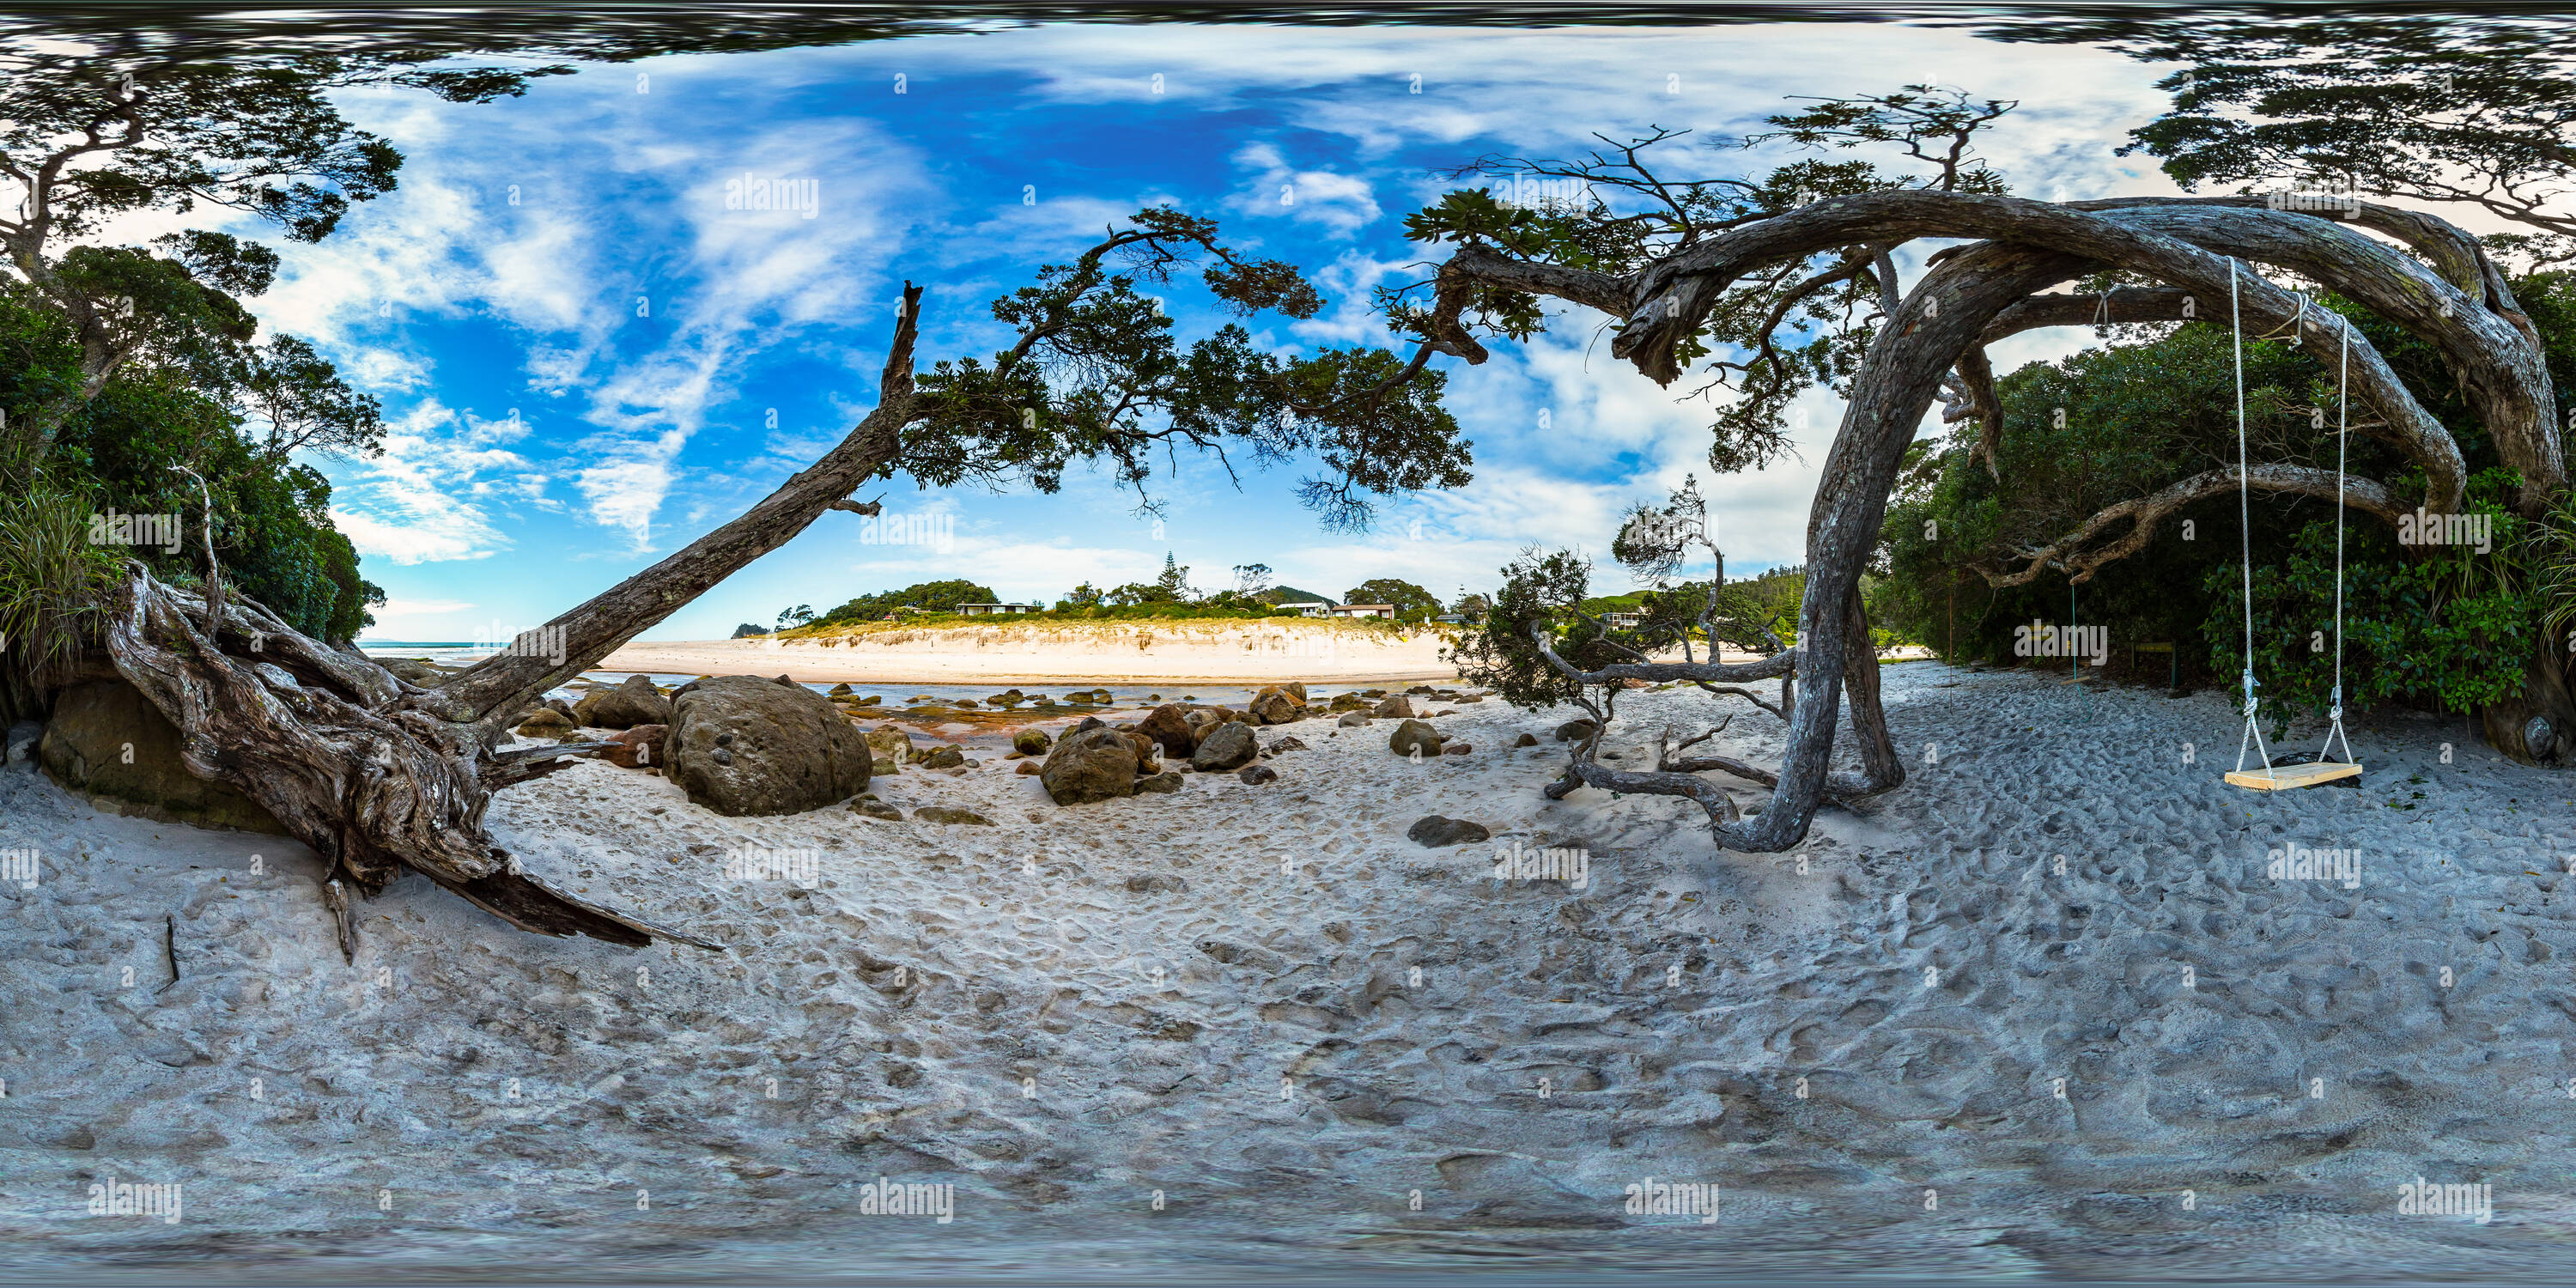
[211,21,2195,641]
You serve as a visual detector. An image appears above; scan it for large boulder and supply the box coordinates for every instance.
[1135,703,1197,757]
[666,675,871,816]
[1248,685,1304,726]
[1191,720,1260,772]
[575,674,674,730]
[1041,726,1140,805]
[1371,694,1414,719]
[37,679,288,834]
[1389,720,1445,757]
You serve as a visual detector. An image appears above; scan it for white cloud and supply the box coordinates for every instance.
[1226,142,1381,237]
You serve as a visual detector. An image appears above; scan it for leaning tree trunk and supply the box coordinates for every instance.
[87,283,925,954]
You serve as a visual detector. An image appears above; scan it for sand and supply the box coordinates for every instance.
[3,663,2573,1280]
[599,619,1462,684]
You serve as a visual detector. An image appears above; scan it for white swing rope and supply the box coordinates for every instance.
[2318,310,2358,767]
[2232,259,2279,779]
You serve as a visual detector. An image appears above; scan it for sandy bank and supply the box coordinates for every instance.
[601,618,1461,683]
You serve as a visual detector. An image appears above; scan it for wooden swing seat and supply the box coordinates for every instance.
[2225,760,2361,791]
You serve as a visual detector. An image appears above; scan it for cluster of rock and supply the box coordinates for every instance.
[1030,683,1329,805]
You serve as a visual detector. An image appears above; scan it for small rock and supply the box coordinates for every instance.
[852,799,905,821]
[601,723,668,769]
[1012,727,1053,756]
[918,745,965,769]
[1388,719,1445,757]
[914,805,993,825]
[1407,815,1491,847]
[1134,770,1185,794]
[516,708,576,739]
[828,683,854,696]
[1442,742,1473,756]
[1127,873,1188,894]
[1372,694,1414,719]
[1555,718,1601,742]
[1237,764,1279,785]
[1338,712,1370,728]
[1514,732,1540,747]
[1015,761,1042,775]
[1247,684,1305,726]
[1265,737,1307,755]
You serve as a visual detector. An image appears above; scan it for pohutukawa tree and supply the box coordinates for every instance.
[1434,87,2561,848]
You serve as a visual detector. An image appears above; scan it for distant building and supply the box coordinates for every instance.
[1329,604,1395,619]
[1605,611,1647,629]
[956,603,1040,616]
[1274,601,1331,617]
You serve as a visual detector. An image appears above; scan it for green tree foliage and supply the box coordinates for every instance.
[1449,549,1603,711]
[1256,584,1334,607]
[1103,552,1194,606]
[1342,577,1442,623]
[2207,485,2534,726]
[2039,18,2576,244]
[904,207,1468,532]
[3,288,381,642]
[1878,264,2576,717]
[1877,314,2363,671]
[818,580,998,623]
[0,482,122,689]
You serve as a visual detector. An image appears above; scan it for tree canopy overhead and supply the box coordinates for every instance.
[2009,16,2576,252]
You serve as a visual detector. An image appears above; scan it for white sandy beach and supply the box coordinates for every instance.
[0,663,2567,1277]
[595,620,1794,685]
[599,619,1456,683]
